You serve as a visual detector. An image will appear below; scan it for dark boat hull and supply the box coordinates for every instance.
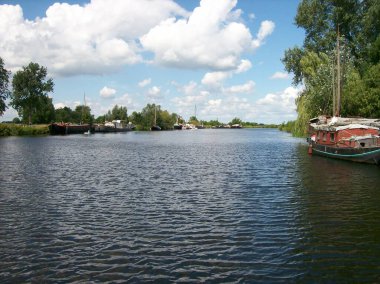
[311,143,380,165]
[151,125,161,131]
[94,125,133,133]
[49,123,93,135]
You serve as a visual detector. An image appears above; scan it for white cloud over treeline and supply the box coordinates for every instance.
[0,0,274,76]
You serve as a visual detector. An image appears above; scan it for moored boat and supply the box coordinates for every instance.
[173,123,183,130]
[307,29,380,165]
[49,123,93,135]
[151,106,161,131]
[151,125,161,131]
[308,116,380,164]
[94,120,134,133]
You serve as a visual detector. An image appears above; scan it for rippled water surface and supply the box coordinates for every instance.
[1,129,379,283]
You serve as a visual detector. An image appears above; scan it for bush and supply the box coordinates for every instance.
[0,124,49,136]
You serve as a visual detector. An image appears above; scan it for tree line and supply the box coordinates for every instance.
[281,0,380,136]
[1,58,275,130]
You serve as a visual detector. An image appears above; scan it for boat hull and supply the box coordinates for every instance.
[49,123,93,135]
[94,125,133,133]
[311,143,380,165]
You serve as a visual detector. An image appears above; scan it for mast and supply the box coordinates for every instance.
[336,26,341,117]
[154,105,156,126]
[332,52,335,117]
[81,92,86,124]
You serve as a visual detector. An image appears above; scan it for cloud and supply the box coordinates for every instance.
[100,86,116,98]
[252,20,275,49]
[201,71,230,88]
[148,86,160,96]
[180,81,198,96]
[270,71,289,79]
[172,89,209,107]
[224,80,255,94]
[0,1,187,75]
[141,0,265,70]
[0,1,275,75]
[235,59,252,74]
[54,102,67,109]
[202,96,252,122]
[147,86,163,102]
[138,78,152,87]
[251,86,300,122]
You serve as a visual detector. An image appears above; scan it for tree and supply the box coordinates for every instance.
[282,0,380,136]
[129,104,176,130]
[55,106,74,123]
[229,117,242,125]
[0,57,10,116]
[188,115,199,125]
[31,96,55,124]
[11,62,54,124]
[73,105,93,124]
[109,105,128,121]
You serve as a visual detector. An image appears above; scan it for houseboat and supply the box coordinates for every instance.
[49,123,93,135]
[308,116,380,164]
[308,29,380,165]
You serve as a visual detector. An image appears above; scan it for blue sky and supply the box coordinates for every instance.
[0,0,304,123]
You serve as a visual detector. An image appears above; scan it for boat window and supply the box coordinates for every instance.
[323,132,326,142]
[330,132,335,142]
[360,142,365,147]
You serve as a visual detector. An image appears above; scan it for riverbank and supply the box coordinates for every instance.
[0,123,49,136]
[1,123,279,136]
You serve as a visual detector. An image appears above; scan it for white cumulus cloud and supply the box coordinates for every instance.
[224,80,255,94]
[252,20,275,49]
[270,71,289,79]
[201,71,230,88]
[0,0,187,75]
[141,0,264,70]
[235,59,252,74]
[252,86,300,122]
[100,86,117,98]
[138,78,152,87]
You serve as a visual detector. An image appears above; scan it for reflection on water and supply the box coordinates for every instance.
[0,129,379,283]
[294,145,380,281]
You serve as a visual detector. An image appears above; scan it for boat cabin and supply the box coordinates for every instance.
[313,124,380,148]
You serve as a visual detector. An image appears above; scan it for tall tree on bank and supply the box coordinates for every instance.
[0,57,11,116]
[11,62,54,124]
[108,105,128,121]
[282,0,380,136]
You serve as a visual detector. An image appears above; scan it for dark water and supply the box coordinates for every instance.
[0,129,379,283]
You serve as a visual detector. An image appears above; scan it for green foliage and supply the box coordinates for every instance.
[188,116,199,125]
[12,117,21,124]
[129,104,176,130]
[55,107,74,123]
[229,117,242,125]
[0,57,11,116]
[278,120,296,133]
[11,62,54,124]
[282,0,380,136]
[0,123,49,136]
[106,105,128,121]
[73,105,93,124]
[31,96,55,124]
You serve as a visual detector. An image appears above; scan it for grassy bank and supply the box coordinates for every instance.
[278,120,308,137]
[0,124,49,136]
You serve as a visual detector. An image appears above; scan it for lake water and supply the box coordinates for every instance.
[0,129,379,283]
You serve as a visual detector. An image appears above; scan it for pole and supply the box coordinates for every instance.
[336,26,341,117]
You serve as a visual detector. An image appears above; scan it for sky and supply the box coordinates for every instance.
[0,0,304,124]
